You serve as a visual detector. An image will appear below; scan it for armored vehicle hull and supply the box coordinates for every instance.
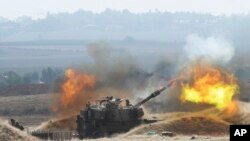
[77,117,157,138]
[76,87,166,139]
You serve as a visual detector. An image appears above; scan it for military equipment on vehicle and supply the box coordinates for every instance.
[76,87,166,139]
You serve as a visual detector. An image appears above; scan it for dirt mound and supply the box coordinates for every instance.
[127,102,250,136]
[222,101,250,124]
[39,116,76,131]
[126,114,229,136]
[0,118,38,141]
[37,101,250,138]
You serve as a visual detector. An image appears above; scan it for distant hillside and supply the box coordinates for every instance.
[0,10,250,43]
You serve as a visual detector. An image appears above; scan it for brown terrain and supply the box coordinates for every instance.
[1,84,250,141]
[0,84,52,96]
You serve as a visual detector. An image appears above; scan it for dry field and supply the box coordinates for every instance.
[1,92,250,141]
[0,118,38,141]
[0,93,53,126]
[78,135,229,141]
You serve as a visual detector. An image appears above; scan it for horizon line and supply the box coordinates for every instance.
[1,8,250,21]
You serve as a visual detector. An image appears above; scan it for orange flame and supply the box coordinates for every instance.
[181,63,239,112]
[61,68,96,108]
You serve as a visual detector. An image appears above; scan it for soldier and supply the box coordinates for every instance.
[86,102,90,108]
[19,125,24,131]
[10,119,15,126]
[15,122,20,129]
[9,119,25,131]
[126,99,130,106]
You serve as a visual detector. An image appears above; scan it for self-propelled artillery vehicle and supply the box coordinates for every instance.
[76,87,166,139]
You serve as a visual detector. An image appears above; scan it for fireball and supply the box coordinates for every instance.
[61,68,96,107]
[180,63,239,111]
[52,68,96,116]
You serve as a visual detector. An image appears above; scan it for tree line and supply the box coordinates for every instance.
[0,67,63,88]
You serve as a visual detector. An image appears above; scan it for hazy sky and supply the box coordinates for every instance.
[1,0,250,19]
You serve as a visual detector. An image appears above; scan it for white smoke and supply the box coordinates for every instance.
[184,34,234,63]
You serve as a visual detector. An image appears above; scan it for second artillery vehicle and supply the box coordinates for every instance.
[76,87,166,139]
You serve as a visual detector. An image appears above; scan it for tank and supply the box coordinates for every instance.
[76,87,166,139]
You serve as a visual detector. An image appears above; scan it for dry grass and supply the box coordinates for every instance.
[0,118,39,141]
[0,93,52,115]
[125,112,229,136]
[0,93,53,126]
[72,135,229,141]
[2,115,51,127]
[1,91,249,141]
[38,115,76,131]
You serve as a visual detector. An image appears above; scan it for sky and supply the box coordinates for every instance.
[0,0,250,19]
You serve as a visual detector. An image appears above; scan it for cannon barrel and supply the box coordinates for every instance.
[134,87,166,107]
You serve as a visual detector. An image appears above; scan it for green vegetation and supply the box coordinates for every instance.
[0,67,63,88]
